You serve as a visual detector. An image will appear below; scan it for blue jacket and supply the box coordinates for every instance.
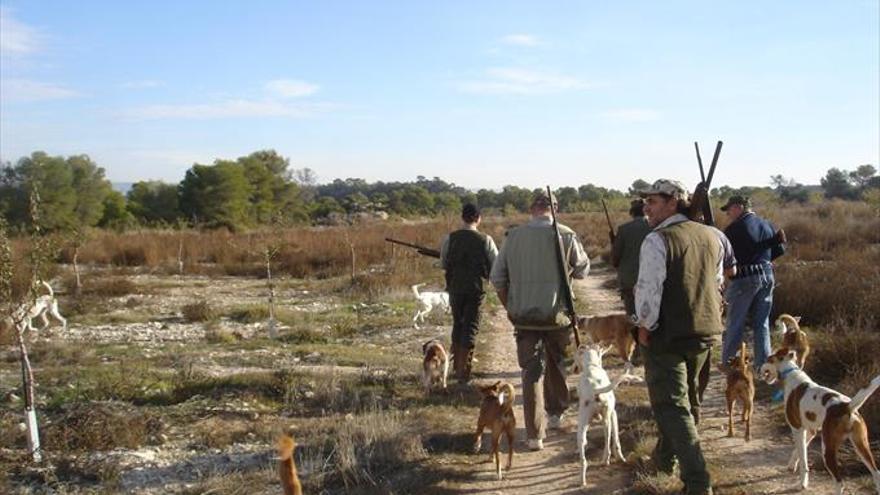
[723,211,784,267]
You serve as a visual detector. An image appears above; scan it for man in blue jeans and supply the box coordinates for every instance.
[720,196,785,375]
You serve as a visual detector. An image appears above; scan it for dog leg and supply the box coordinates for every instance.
[473,423,484,454]
[492,430,502,480]
[441,356,448,390]
[505,425,514,470]
[578,415,590,486]
[611,409,625,463]
[821,428,844,495]
[794,428,813,490]
[727,395,735,438]
[849,419,880,494]
[50,302,67,331]
[743,397,753,442]
[602,412,613,465]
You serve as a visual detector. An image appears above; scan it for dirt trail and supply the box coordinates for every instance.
[438,261,877,494]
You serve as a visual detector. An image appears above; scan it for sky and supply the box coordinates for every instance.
[1,1,878,191]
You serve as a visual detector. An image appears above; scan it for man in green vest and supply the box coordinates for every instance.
[635,179,724,495]
[611,198,651,317]
[490,190,589,451]
[440,203,498,383]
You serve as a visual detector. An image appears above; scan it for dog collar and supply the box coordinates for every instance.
[779,365,798,380]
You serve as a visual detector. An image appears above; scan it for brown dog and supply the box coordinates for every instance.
[421,339,449,395]
[473,381,516,480]
[278,434,303,495]
[725,342,755,441]
[577,314,636,364]
[776,314,809,368]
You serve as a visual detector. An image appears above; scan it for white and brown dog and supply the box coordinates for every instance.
[775,314,810,368]
[572,343,633,487]
[761,348,880,494]
[411,284,450,328]
[2,281,67,334]
[577,314,636,365]
[421,339,449,394]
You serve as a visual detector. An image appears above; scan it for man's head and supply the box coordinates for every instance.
[639,179,690,227]
[461,203,481,225]
[629,199,646,218]
[530,190,558,217]
[720,195,751,221]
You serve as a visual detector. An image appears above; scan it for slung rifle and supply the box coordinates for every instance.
[547,186,581,348]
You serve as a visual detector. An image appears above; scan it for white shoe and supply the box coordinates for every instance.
[527,438,544,451]
[548,413,565,430]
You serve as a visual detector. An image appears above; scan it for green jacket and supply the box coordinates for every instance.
[611,217,651,290]
[490,216,589,330]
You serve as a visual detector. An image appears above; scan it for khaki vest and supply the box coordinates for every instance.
[653,220,722,353]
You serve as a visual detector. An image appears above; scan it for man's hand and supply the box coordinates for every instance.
[638,326,651,347]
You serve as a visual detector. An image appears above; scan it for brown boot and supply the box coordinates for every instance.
[451,342,464,382]
[459,346,475,384]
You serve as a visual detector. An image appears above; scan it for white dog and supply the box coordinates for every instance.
[573,343,632,486]
[4,281,67,333]
[761,348,880,494]
[411,284,450,328]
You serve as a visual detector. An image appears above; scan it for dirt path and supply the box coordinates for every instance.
[436,261,877,494]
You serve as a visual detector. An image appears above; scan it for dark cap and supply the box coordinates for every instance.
[531,190,558,208]
[720,195,751,211]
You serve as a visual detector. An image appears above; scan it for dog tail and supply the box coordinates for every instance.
[41,281,54,297]
[411,284,423,298]
[278,434,302,495]
[499,382,515,408]
[776,314,799,334]
[849,375,880,414]
[594,371,631,395]
[737,342,747,369]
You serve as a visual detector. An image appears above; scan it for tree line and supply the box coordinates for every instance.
[1,149,877,232]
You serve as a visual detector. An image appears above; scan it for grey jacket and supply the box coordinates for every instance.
[490,216,589,330]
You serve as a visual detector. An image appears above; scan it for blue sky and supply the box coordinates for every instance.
[1,1,877,191]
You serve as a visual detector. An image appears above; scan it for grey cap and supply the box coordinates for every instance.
[720,195,751,211]
[639,179,690,201]
[531,190,558,207]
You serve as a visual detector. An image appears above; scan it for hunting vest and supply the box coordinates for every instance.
[445,229,491,295]
[654,220,722,353]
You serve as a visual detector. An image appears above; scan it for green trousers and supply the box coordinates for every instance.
[643,345,712,494]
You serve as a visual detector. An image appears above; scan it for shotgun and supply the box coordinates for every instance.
[384,237,441,258]
[601,199,616,244]
[547,186,581,348]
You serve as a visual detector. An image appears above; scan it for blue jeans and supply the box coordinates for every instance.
[722,271,774,371]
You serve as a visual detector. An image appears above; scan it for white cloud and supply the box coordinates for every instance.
[499,34,540,47]
[458,67,591,95]
[0,7,42,57]
[265,79,319,98]
[601,108,661,123]
[0,79,79,102]
[122,99,333,120]
[121,80,164,89]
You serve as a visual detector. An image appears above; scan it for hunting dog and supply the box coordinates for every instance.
[278,434,303,495]
[725,342,755,441]
[472,381,516,480]
[3,281,67,334]
[421,339,449,394]
[411,284,450,328]
[776,314,810,368]
[761,348,880,494]
[577,314,636,364]
[572,343,632,487]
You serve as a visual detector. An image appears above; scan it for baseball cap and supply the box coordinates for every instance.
[639,179,690,201]
[531,190,558,208]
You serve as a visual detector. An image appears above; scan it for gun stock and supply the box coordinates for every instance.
[547,186,581,348]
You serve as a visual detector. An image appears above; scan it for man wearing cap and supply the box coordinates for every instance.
[635,179,725,495]
[490,190,589,451]
[440,203,499,384]
[611,199,651,318]
[719,196,785,373]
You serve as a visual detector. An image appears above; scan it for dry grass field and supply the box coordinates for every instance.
[2,202,879,494]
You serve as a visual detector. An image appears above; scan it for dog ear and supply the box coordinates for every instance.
[793,316,801,323]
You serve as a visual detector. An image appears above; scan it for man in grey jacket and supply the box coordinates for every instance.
[490,190,590,451]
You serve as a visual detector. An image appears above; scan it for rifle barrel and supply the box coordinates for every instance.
[694,142,706,183]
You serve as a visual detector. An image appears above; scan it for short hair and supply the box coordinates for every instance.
[461,203,481,223]
[629,199,645,218]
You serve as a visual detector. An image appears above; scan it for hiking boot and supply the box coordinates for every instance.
[459,347,475,384]
[548,413,565,430]
[527,438,544,451]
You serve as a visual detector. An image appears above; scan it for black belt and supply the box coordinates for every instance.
[734,263,771,278]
